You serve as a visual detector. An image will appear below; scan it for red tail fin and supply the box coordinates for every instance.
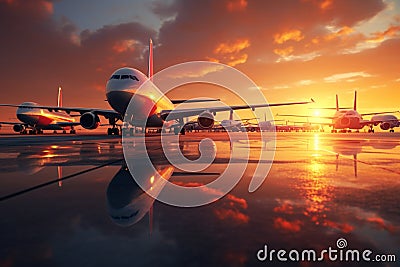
[148,39,153,79]
[57,86,62,107]
[353,90,357,111]
[335,94,339,111]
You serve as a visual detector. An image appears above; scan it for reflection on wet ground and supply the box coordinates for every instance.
[0,133,399,266]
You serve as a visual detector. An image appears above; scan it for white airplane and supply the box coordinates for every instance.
[277,91,395,133]
[0,87,79,134]
[1,39,314,135]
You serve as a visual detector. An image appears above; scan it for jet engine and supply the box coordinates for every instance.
[13,124,24,133]
[197,111,214,129]
[80,112,100,129]
[380,122,391,130]
[339,117,351,127]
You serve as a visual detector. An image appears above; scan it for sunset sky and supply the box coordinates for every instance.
[0,0,399,127]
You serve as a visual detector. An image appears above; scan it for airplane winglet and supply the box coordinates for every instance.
[311,98,315,103]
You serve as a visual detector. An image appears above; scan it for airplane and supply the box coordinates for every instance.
[0,87,79,134]
[277,91,396,133]
[0,39,314,135]
[370,114,400,132]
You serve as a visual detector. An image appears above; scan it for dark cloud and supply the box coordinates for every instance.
[0,0,155,110]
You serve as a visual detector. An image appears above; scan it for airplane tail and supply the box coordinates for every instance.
[57,86,62,107]
[335,94,339,111]
[148,39,153,78]
[353,90,357,111]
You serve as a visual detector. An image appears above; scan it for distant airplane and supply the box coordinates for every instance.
[0,39,314,135]
[0,87,79,134]
[277,91,396,133]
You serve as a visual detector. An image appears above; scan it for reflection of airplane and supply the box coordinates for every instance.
[0,87,79,134]
[1,39,313,135]
[277,91,395,133]
[370,114,399,132]
[107,164,174,227]
[331,139,400,177]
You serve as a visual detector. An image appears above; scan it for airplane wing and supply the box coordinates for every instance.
[55,122,81,127]
[170,98,220,104]
[360,111,399,116]
[161,99,315,121]
[0,121,25,125]
[0,104,121,120]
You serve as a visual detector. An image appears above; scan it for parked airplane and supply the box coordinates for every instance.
[370,114,399,132]
[277,91,395,133]
[0,87,79,134]
[0,39,314,135]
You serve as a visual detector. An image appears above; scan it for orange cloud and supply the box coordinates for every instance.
[325,26,354,41]
[112,39,136,53]
[323,220,354,233]
[210,38,250,66]
[227,0,248,12]
[274,29,304,44]
[274,217,303,232]
[273,201,294,214]
[367,217,397,233]
[320,0,333,10]
[214,39,250,54]
[214,208,249,224]
[367,25,400,43]
[273,46,294,57]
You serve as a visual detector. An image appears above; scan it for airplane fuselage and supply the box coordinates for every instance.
[16,102,75,130]
[332,110,365,130]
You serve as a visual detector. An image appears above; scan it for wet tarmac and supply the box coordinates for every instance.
[0,132,399,267]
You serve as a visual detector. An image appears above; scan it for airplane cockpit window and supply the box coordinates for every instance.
[109,74,139,81]
[109,75,121,80]
[130,75,139,81]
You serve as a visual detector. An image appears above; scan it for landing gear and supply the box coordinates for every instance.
[70,126,76,134]
[174,127,180,135]
[62,130,67,134]
[390,129,395,133]
[107,127,119,135]
[368,125,374,133]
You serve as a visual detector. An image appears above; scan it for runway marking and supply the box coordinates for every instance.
[0,158,124,202]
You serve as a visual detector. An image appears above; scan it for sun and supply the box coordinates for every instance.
[313,110,321,117]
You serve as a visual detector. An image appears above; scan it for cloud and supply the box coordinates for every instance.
[209,39,250,66]
[367,25,400,43]
[226,0,248,12]
[274,29,304,44]
[273,217,303,233]
[112,39,138,53]
[324,71,373,83]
